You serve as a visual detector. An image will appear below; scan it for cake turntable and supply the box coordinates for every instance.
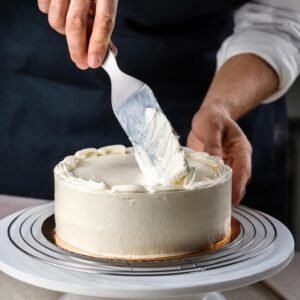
[0,202,294,300]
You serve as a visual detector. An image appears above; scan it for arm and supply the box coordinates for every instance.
[188,0,300,204]
[188,54,278,204]
[202,53,279,120]
[218,1,300,103]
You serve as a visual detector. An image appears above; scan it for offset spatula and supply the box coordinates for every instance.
[102,47,189,185]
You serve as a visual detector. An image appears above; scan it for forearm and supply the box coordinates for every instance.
[202,53,279,120]
[215,1,300,110]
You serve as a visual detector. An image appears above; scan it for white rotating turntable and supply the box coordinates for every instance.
[0,203,294,300]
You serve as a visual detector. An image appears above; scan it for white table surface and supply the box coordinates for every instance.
[0,194,298,300]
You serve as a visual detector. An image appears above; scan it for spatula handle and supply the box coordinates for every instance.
[102,46,118,75]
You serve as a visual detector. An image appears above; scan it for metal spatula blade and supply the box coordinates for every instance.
[102,48,189,185]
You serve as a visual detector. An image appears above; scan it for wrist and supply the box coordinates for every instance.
[201,54,280,121]
[199,99,233,120]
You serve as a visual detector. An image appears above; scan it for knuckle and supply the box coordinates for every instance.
[91,38,106,49]
[95,14,115,31]
[67,15,85,32]
[211,119,223,131]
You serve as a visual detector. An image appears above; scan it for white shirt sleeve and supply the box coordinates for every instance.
[217,0,300,103]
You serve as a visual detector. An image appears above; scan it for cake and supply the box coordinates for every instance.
[54,145,232,260]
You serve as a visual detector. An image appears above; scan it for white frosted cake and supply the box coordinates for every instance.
[54,145,232,260]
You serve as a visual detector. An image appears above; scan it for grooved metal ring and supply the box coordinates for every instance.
[7,203,277,276]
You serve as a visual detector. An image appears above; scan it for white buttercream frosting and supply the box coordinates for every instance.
[54,145,232,260]
[132,107,190,185]
[113,85,190,185]
[54,145,231,193]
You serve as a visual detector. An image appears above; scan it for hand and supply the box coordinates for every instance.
[187,105,252,205]
[37,0,118,69]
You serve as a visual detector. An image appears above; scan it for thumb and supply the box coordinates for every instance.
[190,110,223,158]
[202,129,223,158]
[187,131,205,151]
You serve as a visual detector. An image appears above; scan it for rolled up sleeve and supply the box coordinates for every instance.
[217,0,300,103]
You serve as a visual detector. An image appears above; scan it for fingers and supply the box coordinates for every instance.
[223,120,252,204]
[38,0,51,13]
[66,0,91,69]
[39,0,118,70]
[202,130,223,158]
[231,142,252,204]
[48,0,70,34]
[88,0,118,68]
[188,106,252,205]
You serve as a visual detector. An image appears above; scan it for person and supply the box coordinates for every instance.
[1,0,299,225]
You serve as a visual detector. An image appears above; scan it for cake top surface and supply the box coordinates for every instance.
[54,145,231,193]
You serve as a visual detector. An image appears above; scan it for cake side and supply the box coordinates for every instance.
[54,145,232,260]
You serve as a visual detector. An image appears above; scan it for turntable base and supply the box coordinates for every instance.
[0,203,294,300]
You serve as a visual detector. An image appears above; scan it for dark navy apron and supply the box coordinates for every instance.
[0,1,289,224]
